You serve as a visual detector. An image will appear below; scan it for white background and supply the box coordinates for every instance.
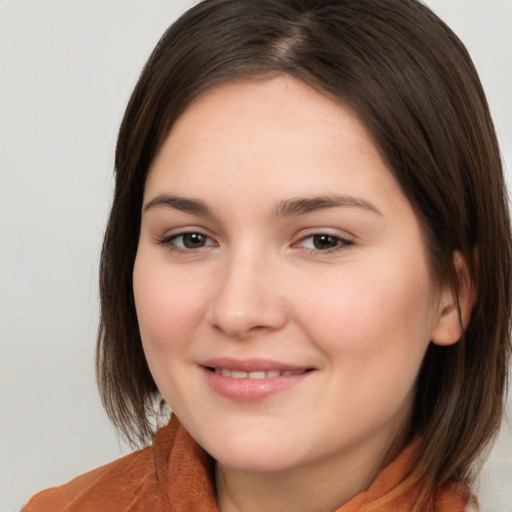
[1,1,511,511]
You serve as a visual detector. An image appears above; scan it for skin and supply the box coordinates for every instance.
[133,76,462,512]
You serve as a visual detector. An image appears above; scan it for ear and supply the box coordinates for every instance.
[431,251,477,346]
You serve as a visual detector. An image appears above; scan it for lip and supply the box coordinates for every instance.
[201,357,309,373]
[200,358,314,402]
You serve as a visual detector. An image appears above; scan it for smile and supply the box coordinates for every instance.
[201,360,314,401]
[212,368,307,379]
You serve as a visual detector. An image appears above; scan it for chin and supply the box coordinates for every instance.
[215,451,302,474]
[203,433,305,474]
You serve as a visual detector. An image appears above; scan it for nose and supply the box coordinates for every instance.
[206,250,288,339]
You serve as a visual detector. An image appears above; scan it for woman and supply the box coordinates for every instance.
[24,0,511,510]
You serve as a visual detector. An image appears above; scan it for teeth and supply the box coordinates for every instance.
[214,368,305,379]
[248,371,266,379]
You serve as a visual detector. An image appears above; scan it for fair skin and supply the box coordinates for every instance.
[133,76,462,512]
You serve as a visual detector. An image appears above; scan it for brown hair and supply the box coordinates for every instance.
[97,0,511,492]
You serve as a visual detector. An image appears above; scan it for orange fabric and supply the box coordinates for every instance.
[23,416,469,512]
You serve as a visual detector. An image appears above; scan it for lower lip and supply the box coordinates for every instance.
[201,367,312,401]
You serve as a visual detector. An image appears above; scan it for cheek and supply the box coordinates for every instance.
[294,258,436,370]
[292,261,436,434]
[132,253,209,356]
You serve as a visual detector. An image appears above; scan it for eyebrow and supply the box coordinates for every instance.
[274,195,382,216]
[143,193,381,217]
[143,195,210,215]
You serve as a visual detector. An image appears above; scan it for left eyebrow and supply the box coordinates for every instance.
[274,195,382,217]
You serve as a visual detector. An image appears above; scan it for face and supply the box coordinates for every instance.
[133,76,443,478]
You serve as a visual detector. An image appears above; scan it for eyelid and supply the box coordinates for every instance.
[292,230,354,253]
[157,228,218,252]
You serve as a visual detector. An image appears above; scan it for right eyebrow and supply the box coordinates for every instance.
[143,194,210,215]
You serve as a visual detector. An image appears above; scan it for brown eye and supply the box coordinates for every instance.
[312,234,340,250]
[181,233,208,248]
[297,233,353,253]
[164,232,216,251]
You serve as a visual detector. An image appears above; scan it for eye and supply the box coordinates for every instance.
[297,233,352,252]
[161,231,216,251]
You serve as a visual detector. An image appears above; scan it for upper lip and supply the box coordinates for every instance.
[200,357,312,372]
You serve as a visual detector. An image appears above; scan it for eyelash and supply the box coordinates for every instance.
[157,231,353,254]
[293,233,353,254]
[158,232,216,253]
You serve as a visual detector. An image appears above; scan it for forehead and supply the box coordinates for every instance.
[169,77,373,156]
[146,76,401,206]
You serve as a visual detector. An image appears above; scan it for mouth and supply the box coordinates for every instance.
[200,359,314,401]
[207,368,309,379]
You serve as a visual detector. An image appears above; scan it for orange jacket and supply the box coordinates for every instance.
[24,416,469,511]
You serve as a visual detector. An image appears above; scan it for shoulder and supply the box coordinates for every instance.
[433,481,474,512]
[22,445,158,512]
